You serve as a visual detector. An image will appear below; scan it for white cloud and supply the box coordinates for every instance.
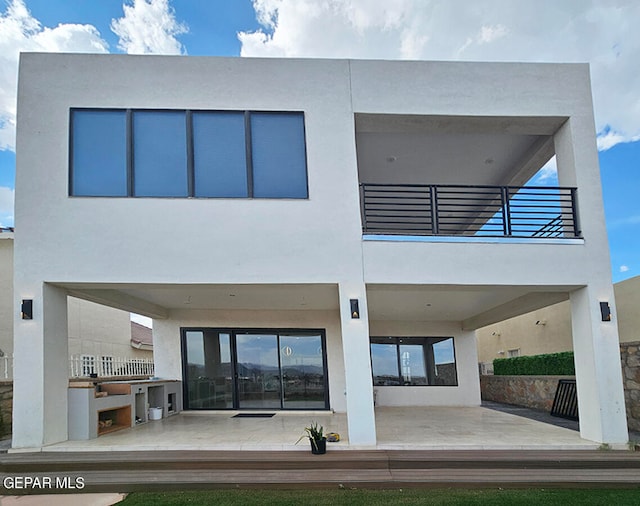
[597,128,640,151]
[530,157,558,185]
[239,0,640,149]
[620,265,629,273]
[478,24,507,44]
[111,0,187,55]
[0,0,108,151]
[597,130,628,151]
[0,185,15,227]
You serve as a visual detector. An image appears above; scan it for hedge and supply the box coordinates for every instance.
[493,351,575,376]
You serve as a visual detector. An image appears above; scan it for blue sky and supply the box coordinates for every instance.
[0,0,638,282]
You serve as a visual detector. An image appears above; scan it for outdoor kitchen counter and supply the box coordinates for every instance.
[68,379,182,440]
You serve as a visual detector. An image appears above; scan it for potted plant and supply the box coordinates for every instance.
[296,421,327,454]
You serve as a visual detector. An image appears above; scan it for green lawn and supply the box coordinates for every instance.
[120,488,640,506]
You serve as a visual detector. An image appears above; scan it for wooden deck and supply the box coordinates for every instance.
[2,450,640,493]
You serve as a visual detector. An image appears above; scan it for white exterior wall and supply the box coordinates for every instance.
[13,54,626,447]
[67,297,151,360]
[370,321,480,407]
[154,309,346,412]
[15,55,363,286]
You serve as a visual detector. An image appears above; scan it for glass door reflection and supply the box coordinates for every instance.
[235,333,281,409]
[280,334,326,409]
[184,330,233,408]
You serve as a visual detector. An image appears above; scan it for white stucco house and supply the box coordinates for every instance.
[12,53,627,449]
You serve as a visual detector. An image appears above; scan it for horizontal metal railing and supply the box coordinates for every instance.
[360,183,581,239]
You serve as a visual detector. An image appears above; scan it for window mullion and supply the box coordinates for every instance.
[396,341,403,385]
[126,109,133,196]
[186,110,194,197]
[244,111,254,198]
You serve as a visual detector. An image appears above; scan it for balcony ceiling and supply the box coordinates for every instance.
[355,114,566,187]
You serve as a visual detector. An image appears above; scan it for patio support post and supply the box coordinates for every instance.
[338,282,376,446]
[570,285,628,444]
[12,283,69,448]
[555,102,628,444]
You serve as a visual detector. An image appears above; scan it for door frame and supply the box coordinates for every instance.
[180,327,330,410]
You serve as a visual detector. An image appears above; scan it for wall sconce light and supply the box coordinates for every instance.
[21,299,33,320]
[535,320,547,326]
[350,299,360,319]
[600,301,611,322]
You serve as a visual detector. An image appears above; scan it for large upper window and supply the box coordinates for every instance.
[370,337,458,386]
[69,109,308,199]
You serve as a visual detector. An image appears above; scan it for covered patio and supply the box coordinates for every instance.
[36,406,598,453]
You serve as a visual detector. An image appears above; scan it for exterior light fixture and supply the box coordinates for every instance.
[600,302,611,322]
[21,299,33,320]
[350,299,360,319]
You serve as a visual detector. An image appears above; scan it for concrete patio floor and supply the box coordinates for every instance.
[31,406,603,453]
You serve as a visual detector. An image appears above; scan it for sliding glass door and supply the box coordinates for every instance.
[183,330,234,409]
[280,334,326,409]
[236,333,281,409]
[181,328,329,410]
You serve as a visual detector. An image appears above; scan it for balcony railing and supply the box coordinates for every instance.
[0,354,155,380]
[360,183,580,239]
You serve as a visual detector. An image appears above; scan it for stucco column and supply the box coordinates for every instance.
[338,282,376,446]
[570,285,628,443]
[13,283,69,448]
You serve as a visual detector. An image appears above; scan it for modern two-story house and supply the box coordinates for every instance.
[12,54,627,449]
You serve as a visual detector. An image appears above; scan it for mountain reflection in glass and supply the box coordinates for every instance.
[280,334,325,409]
[236,333,281,409]
[182,329,328,410]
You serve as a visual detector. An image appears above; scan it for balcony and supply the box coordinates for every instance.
[360,183,580,239]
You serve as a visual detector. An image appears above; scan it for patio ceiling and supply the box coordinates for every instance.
[59,283,340,319]
[355,114,565,187]
[58,281,580,330]
[366,284,580,330]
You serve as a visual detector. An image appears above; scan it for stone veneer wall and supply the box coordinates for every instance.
[0,381,12,439]
[481,341,640,432]
[620,341,640,432]
[480,375,575,412]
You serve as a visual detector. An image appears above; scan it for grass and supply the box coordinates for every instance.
[119,488,640,506]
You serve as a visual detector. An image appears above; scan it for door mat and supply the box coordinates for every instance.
[232,413,276,418]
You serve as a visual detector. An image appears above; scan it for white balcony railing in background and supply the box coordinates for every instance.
[69,355,155,378]
[0,354,155,380]
[0,354,13,380]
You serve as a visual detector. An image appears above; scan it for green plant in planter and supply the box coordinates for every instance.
[296,421,326,454]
